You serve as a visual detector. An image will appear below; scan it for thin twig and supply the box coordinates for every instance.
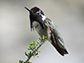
[26,40,45,62]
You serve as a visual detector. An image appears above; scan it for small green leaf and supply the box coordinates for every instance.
[34,44,38,48]
[37,50,40,53]
[25,51,28,56]
[33,52,38,57]
[36,53,38,55]
[37,41,40,44]
[33,41,35,45]
[42,35,47,41]
[28,52,32,57]
[42,35,45,40]
[19,60,24,63]
[30,43,33,46]
[33,54,36,57]
[45,36,47,39]
[28,48,30,50]
[29,45,33,50]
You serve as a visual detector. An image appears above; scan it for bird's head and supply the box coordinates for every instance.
[25,6,45,30]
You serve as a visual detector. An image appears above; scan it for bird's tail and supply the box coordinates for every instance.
[52,42,68,56]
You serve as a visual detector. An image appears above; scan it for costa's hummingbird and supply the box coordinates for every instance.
[25,7,68,56]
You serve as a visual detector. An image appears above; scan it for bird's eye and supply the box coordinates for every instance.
[37,13,39,15]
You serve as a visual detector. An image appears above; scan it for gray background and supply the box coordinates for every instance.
[0,0,84,63]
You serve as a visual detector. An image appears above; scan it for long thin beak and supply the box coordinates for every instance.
[24,7,30,12]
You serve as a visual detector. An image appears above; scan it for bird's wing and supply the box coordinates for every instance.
[44,18,68,56]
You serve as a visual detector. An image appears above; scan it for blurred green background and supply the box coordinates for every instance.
[0,0,84,63]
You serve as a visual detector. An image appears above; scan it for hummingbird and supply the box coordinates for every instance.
[25,6,68,56]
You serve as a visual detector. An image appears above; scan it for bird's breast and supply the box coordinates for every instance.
[33,21,48,37]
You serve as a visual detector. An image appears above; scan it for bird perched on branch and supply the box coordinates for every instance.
[25,6,68,56]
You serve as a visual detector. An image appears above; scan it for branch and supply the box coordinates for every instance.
[19,36,47,63]
[26,40,45,62]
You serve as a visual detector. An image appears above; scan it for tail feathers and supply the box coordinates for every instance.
[55,44,68,56]
[52,43,68,56]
